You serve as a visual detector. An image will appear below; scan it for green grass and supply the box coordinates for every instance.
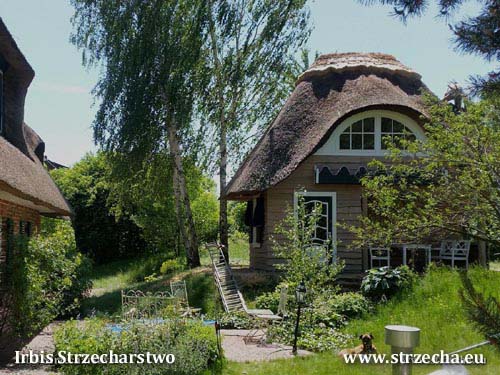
[200,234,250,266]
[225,266,500,375]
[83,234,249,316]
[82,256,221,317]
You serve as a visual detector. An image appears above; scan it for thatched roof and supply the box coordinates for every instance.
[225,53,430,200]
[0,124,72,216]
[0,18,72,216]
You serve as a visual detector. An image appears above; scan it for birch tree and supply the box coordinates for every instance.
[201,0,311,260]
[70,0,206,267]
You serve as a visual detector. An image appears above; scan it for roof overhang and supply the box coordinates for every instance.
[0,180,72,217]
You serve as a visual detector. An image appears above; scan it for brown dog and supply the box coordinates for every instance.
[338,333,377,357]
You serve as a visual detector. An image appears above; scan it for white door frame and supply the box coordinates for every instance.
[293,191,337,261]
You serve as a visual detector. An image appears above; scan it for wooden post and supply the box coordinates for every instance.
[478,241,488,268]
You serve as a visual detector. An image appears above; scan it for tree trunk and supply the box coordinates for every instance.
[207,0,230,261]
[219,122,229,260]
[167,120,200,268]
[172,164,189,259]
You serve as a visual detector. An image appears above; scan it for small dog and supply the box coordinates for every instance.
[338,333,377,357]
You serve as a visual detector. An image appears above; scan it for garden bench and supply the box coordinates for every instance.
[121,290,174,320]
[434,240,471,269]
[121,282,201,321]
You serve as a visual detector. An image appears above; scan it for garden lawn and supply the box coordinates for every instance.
[82,260,218,316]
[82,236,250,316]
[225,266,500,375]
[200,235,250,266]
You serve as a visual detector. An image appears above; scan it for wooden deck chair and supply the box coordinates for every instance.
[170,280,201,317]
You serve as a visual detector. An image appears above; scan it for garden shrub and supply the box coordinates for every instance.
[255,290,281,312]
[265,291,370,352]
[267,314,352,352]
[160,258,184,275]
[361,266,417,300]
[7,220,91,338]
[327,292,373,319]
[54,318,219,375]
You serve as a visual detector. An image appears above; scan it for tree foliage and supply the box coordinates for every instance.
[359,0,500,95]
[70,0,209,266]
[345,97,500,248]
[198,0,311,259]
[200,0,312,166]
[52,152,219,264]
[108,152,219,255]
[3,220,91,338]
[52,153,146,263]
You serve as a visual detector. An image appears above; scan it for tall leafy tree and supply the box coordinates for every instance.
[358,0,500,95]
[51,153,146,263]
[70,0,208,267]
[201,0,311,259]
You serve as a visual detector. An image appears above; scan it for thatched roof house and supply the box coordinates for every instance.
[0,17,71,225]
[226,52,430,279]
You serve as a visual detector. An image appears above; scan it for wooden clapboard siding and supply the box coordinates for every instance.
[249,154,384,276]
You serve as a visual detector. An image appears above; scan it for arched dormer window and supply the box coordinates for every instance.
[315,110,425,156]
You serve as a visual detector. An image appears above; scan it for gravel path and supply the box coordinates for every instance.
[0,323,60,375]
[221,329,312,362]
[1,325,312,373]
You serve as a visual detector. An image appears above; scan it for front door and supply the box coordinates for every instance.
[294,192,337,263]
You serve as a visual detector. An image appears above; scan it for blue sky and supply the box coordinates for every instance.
[0,0,496,166]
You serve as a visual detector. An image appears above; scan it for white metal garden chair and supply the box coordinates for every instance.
[243,286,289,344]
[436,240,471,269]
[369,247,391,268]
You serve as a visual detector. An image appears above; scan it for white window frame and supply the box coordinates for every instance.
[315,110,426,156]
[293,191,337,262]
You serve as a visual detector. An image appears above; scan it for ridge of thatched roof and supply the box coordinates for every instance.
[225,53,430,200]
[297,52,420,83]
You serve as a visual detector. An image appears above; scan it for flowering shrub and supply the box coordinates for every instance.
[54,318,219,375]
[6,220,91,338]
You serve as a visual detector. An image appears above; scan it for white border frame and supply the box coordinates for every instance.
[315,109,426,156]
[294,191,337,262]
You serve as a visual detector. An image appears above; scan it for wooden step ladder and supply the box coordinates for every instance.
[207,243,245,313]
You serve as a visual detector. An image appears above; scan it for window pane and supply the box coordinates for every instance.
[352,134,363,149]
[393,120,404,133]
[381,117,392,133]
[351,120,362,132]
[339,133,350,149]
[364,134,375,150]
[363,118,374,132]
[407,134,416,142]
